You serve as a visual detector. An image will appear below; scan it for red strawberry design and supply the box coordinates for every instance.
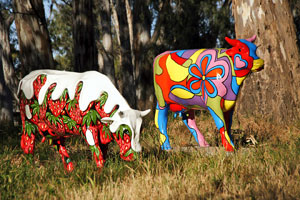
[20,133,35,154]
[37,122,48,132]
[66,103,82,124]
[95,102,109,118]
[113,133,133,161]
[93,150,104,168]
[45,115,65,135]
[99,124,112,144]
[81,102,94,116]
[48,93,67,117]
[64,124,80,135]
[33,75,47,99]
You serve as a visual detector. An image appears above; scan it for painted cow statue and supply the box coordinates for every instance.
[153,35,264,151]
[18,70,150,171]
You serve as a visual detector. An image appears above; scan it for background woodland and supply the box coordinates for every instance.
[0,0,300,126]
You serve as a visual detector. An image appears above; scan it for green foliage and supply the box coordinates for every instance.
[1,116,300,199]
[89,145,100,157]
[48,2,73,70]
[116,124,132,139]
[62,115,77,130]
[24,121,38,137]
[31,100,40,115]
[102,124,111,140]
[46,112,62,125]
[96,92,108,107]
[59,89,68,101]
[66,98,78,110]
[159,0,234,49]
[82,109,101,126]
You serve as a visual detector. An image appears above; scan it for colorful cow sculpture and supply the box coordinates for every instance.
[18,70,150,171]
[153,35,264,151]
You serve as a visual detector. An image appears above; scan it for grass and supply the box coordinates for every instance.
[0,112,300,199]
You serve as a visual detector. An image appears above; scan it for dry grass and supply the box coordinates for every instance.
[1,112,300,199]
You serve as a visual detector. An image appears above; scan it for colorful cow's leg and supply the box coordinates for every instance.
[155,103,171,150]
[53,138,74,172]
[224,108,234,142]
[182,110,209,147]
[207,106,234,151]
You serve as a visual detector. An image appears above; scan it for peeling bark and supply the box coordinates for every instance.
[0,11,17,123]
[13,0,54,76]
[232,0,300,123]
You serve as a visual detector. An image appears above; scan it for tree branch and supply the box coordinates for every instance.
[150,0,169,44]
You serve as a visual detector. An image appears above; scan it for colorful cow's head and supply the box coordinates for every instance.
[225,35,264,77]
[101,109,151,152]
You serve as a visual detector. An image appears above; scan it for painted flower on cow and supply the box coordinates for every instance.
[188,49,229,102]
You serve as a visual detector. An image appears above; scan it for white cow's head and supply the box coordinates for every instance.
[101,109,150,152]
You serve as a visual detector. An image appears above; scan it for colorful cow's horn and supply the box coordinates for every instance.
[246,35,256,42]
[225,37,238,46]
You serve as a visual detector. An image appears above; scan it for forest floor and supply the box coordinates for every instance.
[1,111,300,199]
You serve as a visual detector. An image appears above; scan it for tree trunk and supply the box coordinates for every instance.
[232,0,300,123]
[13,0,54,76]
[0,11,17,124]
[98,0,116,85]
[73,0,97,72]
[132,0,154,110]
[0,12,18,100]
[116,0,135,108]
[0,61,13,124]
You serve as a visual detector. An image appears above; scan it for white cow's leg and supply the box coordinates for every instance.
[53,138,74,172]
[84,126,105,168]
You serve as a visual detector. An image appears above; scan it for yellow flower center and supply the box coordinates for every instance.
[202,75,206,81]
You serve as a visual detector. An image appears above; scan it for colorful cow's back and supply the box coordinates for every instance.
[153,48,240,110]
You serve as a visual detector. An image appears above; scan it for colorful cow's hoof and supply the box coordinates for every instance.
[220,129,234,152]
[161,143,172,151]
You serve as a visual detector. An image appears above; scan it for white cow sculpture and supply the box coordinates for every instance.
[18,70,150,171]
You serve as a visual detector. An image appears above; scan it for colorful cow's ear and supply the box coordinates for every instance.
[225,37,238,46]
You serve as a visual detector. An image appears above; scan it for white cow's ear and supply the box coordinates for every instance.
[140,109,151,117]
[101,117,114,124]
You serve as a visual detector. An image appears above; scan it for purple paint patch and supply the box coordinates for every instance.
[181,49,199,59]
[169,93,208,110]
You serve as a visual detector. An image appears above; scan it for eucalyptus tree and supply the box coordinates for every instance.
[232,0,300,123]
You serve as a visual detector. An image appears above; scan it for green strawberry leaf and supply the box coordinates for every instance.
[94,146,100,157]
[103,125,111,139]
[25,121,38,137]
[31,100,40,115]
[82,115,87,126]
[60,89,68,101]
[86,117,91,127]
[40,74,46,83]
[77,82,83,93]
